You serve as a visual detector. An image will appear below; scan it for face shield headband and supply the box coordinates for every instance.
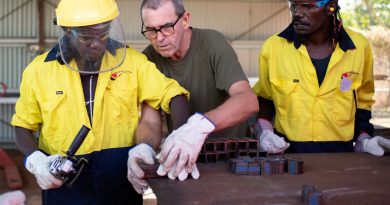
[57,17,127,74]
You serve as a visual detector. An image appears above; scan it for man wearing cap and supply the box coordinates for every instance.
[253,0,390,155]
[11,0,189,204]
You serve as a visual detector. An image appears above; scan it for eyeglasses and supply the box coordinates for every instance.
[288,0,331,13]
[141,13,183,39]
[71,29,110,44]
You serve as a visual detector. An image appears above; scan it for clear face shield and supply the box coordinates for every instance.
[58,17,126,74]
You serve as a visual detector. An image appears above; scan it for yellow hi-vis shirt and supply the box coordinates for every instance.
[253,26,375,142]
[12,47,189,155]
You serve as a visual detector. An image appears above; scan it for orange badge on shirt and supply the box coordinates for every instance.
[110,71,131,80]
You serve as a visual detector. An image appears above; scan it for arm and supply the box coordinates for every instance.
[204,80,259,131]
[257,96,276,122]
[14,126,63,189]
[135,102,162,150]
[354,37,390,156]
[354,39,375,138]
[12,59,62,190]
[157,81,258,178]
[167,94,191,131]
[14,126,38,156]
[255,90,289,154]
[253,41,288,153]
[128,102,163,194]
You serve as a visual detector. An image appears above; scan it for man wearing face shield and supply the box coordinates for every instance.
[11,0,189,204]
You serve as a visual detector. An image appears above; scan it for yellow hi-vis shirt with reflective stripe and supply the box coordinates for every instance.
[12,47,189,155]
[253,27,375,142]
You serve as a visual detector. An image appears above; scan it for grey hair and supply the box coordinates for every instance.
[140,0,185,20]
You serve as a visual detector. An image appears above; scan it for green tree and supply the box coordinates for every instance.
[341,0,390,29]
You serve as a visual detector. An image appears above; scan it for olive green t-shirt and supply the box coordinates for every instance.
[143,28,250,138]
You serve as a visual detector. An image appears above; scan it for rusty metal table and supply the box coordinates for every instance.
[148,153,390,205]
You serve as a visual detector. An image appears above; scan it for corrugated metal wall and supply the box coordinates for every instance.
[0,102,16,149]
[185,0,289,41]
[40,0,291,41]
[0,0,38,148]
[0,0,291,148]
[0,0,37,38]
[115,0,290,41]
[43,0,59,39]
[0,44,32,91]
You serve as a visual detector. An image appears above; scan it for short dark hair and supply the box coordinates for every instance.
[140,0,185,21]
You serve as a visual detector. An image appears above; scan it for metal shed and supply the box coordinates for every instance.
[0,0,291,148]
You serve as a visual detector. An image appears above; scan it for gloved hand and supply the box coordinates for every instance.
[156,153,200,181]
[355,133,390,156]
[25,151,63,190]
[158,113,215,178]
[0,190,26,205]
[256,118,289,153]
[127,143,156,194]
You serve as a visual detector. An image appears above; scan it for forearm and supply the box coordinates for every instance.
[135,103,162,150]
[14,126,37,156]
[257,96,276,122]
[205,89,258,131]
[354,109,374,140]
[168,95,191,130]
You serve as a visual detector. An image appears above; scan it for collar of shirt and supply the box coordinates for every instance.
[278,23,356,52]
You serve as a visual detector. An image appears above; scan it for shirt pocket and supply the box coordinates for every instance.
[105,86,138,126]
[332,88,356,125]
[41,94,67,128]
[40,93,70,149]
[270,79,300,119]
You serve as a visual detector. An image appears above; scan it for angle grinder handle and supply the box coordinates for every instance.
[66,125,90,157]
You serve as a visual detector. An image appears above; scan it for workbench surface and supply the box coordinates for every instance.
[148,153,390,205]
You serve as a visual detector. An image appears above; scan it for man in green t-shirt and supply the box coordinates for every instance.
[139,0,259,183]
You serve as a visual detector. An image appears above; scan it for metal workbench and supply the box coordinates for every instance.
[148,153,390,205]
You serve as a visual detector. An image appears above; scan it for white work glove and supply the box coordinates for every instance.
[355,133,390,156]
[158,113,215,179]
[256,118,290,153]
[127,143,156,194]
[0,190,26,205]
[25,151,63,190]
[156,153,200,181]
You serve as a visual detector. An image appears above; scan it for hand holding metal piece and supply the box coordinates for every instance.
[156,153,200,181]
[127,143,156,194]
[256,118,289,153]
[355,133,390,156]
[158,113,215,179]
